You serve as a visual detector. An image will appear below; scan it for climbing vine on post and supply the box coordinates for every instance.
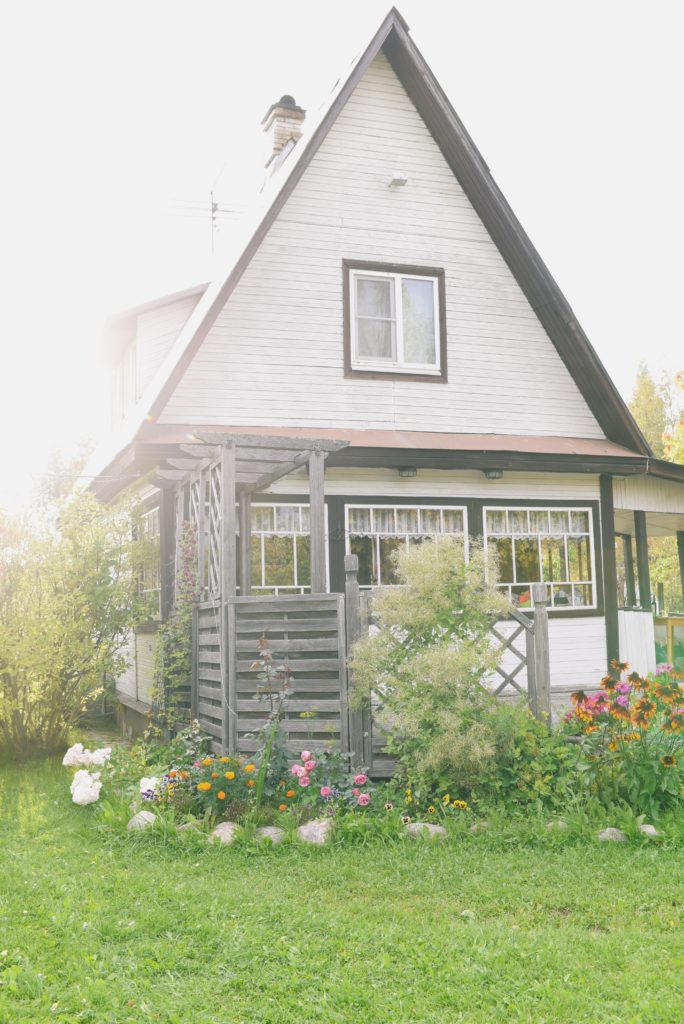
[152,520,200,732]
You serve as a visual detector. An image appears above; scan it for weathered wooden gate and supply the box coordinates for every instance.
[192,561,551,775]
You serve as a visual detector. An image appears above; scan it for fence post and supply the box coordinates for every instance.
[190,606,198,719]
[530,583,552,723]
[345,554,370,768]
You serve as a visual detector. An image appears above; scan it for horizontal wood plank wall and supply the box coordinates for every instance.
[115,631,138,703]
[196,601,224,744]
[230,594,346,756]
[134,631,158,705]
[613,475,684,515]
[159,53,605,441]
[618,610,657,676]
[491,617,606,696]
[136,296,202,396]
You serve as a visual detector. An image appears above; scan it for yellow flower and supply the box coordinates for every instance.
[608,741,618,751]
[405,788,412,796]
[225,771,235,780]
[220,756,231,763]
[202,758,213,767]
[197,782,211,792]
[427,806,436,814]
[244,763,256,773]
[442,794,450,803]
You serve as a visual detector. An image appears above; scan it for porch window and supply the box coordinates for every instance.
[346,504,467,587]
[248,503,317,595]
[139,506,161,619]
[484,506,595,609]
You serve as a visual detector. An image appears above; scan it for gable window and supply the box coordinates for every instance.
[343,261,446,380]
[346,504,467,587]
[484,506,596,610]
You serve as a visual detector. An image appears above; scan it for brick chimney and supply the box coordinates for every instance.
[262,94,306,169]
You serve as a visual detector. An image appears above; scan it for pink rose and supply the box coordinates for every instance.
[290,764,305,777]
[353,788,359,797]
[353,773,367,786]
[320,786,332,798]
[301,750,312,761]
[299,775,310,787]
[357,793,371,807]
[304,760,316,772]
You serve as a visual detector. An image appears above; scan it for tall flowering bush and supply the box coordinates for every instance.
[566,662,684,814]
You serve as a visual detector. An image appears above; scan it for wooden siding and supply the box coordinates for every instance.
[159,53,605,441]
[618,610,657,676]
[614,475,684,515]
[493,616,606,696]
[115,631,137,702]
[267,468,602,501]
[136,295,201,396]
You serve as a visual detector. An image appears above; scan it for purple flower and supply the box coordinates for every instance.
[616,682,631,695]
[616,695,629,707]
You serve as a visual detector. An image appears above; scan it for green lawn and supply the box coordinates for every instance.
[1,761,684,1023]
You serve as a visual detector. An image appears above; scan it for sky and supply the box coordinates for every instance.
[1,0,682,510]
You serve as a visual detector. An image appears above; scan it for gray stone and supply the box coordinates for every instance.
[405,821,447,840]
[177,822,200,833]
[256,825,285,845]
[127,810,156,831]
[638,823,659,837]
[598,827,627,842]
[468,821,491,834]
[210,821,240,845]
[546,819,569,831]
[297,818,332,845]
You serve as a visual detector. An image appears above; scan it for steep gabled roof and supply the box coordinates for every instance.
[87,6,650,485]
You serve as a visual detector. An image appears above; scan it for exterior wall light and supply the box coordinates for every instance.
[388,173,408,188]
[398,466,418,478]
[482,469,504,480]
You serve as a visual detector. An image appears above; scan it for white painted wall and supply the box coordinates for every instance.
[159,53,605,441]
[618,610,656,676]
[614,475,684,515]
[136,295,201,396]
[115,631,137,701]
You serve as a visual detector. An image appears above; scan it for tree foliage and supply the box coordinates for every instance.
[0,492,146,758]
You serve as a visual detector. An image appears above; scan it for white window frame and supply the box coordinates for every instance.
[247,502,329,595]
[139,505,161,619]
[483,505,597,611]
[345,503,468,588]
[349,268,441,374]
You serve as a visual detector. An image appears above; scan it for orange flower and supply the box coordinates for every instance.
[202,758,213,767]
[217,791,226,800]
[286,790,295,798]
[211,772,219,779]
[610,659,629,672]
[246,779,255,788]
[278,803,287,812]
[225,771,235,780]
[244,763,256,773]
[179,771,189,780]
[169,770,177,778]
[197,781,211,792]
[220,756,231,763]
[570,690,588,706]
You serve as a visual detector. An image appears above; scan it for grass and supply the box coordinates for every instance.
[1,761,684,1023]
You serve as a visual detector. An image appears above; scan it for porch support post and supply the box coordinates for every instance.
[599,475,620,668]
[197,468,207,600]
[634,510,651,611]
[238,492,252,596]
[621,533,636,607]
[221,443,237,752]
[309,447,327,594]
[159,487,176,622]
[677,531,684,604]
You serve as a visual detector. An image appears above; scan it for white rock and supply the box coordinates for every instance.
[127,810,156,831]
[546,819,569,831]
[256,826,285,845]
[210,821,240,845]
[177,822,199,833]
[405,821,447,840]
[297,818,332,845]
[598,827,627,842]
[638,823,659,837]
[468,821,491,834]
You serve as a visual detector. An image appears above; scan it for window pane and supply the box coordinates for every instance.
[552,585,573,607]
[263,535,295,586]
[401,278,436,364]
[350,535,373,586]
[419,508,441,533]
[356,317,395,360]
[486,509,507,534]
[530,510,550,534]
[348,507,371,534]
[512,585,532,608]
[396,507,419,534]
[252,506,273,532]
[550,510,569,534]
[300,506,310,532]
[379,537,404,585]
[567,536,592,581]
[295,535,310,588]
[489,537,513,583]
[372,507,395,534]
[570,511,590,534]
[442,509,464,534]
[509,510,529,534]
[275,505,300,533]
[540,536,566,581]
[572,584,593,607]
[250,536,262,589]
[514,537,541,582]
[356,276,393,317]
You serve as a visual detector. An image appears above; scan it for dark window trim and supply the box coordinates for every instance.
[342,259,447,382]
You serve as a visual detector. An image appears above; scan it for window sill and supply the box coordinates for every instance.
[345,365,447,383]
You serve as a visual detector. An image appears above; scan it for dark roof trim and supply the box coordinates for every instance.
[645,458,684,484]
